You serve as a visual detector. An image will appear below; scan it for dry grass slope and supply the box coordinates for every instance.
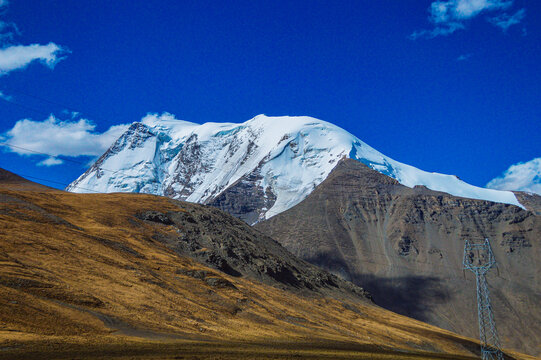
[0,170,536,359]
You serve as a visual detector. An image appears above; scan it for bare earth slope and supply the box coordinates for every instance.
[2,168,529,359]
[256,159,541,357]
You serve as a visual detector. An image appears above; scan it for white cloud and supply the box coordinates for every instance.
[453,0,511,19]
[487,158,541,195]
[488,8,525,31]
[141,112,183,125]
[37,157,63,167]
[0,43,69,75]
[1,115,130,165]
[0,1,68,75]
[411,0,522,39]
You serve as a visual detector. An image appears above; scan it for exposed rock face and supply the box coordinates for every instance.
[206,171,277,224]
[255,159,541,356]
[136,202,370,301]
[513,191,541,215]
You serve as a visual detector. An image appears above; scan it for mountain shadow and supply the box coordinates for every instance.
[354,274,452,322]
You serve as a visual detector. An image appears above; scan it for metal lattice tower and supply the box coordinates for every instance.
[463,239,504,360]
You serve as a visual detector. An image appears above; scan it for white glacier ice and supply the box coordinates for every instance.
[67,113,524,220]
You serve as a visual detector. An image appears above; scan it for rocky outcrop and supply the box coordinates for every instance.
[206,170,277,225]
[255,159,541,356]
[136,202,370,301]
[513,191,541,215]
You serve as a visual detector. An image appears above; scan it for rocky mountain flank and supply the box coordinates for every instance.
[513,191,541,215]
[255,159,541,356]
[0,168,368,302]
[137,203,370,301]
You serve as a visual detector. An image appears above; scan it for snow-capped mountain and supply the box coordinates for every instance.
[67,114,523,223]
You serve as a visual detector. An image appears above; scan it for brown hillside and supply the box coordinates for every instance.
[2,168,530,359]
[256,159,541,357]
[0,169,52,191]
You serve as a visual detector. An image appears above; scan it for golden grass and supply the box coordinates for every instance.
[0,182,535,359]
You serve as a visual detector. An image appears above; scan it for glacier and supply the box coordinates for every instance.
[67,113,524,222]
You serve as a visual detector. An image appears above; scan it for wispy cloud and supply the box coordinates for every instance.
[0,89,12,100]
[0,0,19,44]
[487,158,541,195]
[0,1,68,76]
[457,53,472,61]
[1,116,129,166]
[410,0,524,39]
[488,8,525,31]
[61,109,81,119]
[0,20,19,43]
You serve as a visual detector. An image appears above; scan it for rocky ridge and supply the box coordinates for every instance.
[136,204,370,300]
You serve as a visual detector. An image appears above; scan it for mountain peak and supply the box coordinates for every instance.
[67,115,524,223]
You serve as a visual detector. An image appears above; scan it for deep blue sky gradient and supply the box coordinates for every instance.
[0,0,539,189]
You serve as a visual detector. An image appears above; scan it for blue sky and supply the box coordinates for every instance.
[0,0,539,192]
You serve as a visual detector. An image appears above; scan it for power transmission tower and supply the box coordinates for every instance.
[463,239,504,360]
